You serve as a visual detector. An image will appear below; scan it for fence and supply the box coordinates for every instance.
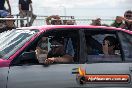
[0,15,115,27]
[33,16,115,26]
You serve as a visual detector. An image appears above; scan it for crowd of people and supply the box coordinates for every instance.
[0,0,132,33]
[90,10,132,30]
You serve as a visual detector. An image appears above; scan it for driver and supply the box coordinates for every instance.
[44,37,73,64]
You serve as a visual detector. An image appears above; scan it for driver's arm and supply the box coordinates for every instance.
[44,54,73,64]
[53,54,73,62]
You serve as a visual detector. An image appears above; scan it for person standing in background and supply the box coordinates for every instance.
[119,10,132,30]
[111,16,124,28]
[19,0,36,27]
[46,15,62,25]
[0,15,16,33]
[0,0,11,17]
[90,18,101,26]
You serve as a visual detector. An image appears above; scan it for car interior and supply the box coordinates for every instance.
[84,30,122,62]
[11,29,123,66]
[11,29,79,65]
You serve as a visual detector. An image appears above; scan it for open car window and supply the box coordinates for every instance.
[83,30,122,63]
[34,29,79,64]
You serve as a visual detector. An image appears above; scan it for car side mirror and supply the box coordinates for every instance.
[19,51,39,64]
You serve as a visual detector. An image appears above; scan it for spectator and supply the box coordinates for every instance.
[120,10,132,30]
[91,18,101,26]
[119,16,132,30]
[19,0,36,27]
[46,15,62,25]
[0,10,10,18]
[111,16,124,28]
[0,15,16,33]
[0,0,11,16]
[118,16,132,24]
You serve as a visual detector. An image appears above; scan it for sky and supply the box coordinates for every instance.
[8,0,132,18]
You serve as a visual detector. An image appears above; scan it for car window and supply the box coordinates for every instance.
[84,30,122,62]
[118,31,132,61]
[34,29,79,64]
[0,29,38,59]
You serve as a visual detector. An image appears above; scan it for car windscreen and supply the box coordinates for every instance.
[0,29,38,59]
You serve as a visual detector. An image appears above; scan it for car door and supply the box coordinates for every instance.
[0,66,9,88]
[6,29,85,88]
[78,29,132,87]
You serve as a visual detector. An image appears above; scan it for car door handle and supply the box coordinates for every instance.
[72,68,79,74]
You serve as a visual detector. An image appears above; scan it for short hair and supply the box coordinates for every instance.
[124,10,132,17]
[103,36,117,46]
[125,10,132,14]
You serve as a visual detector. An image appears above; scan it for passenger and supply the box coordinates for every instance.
[44,37,73,64]
[102,36,117,55]
[111,16,124,28]
[19,0,37,27]
[46,15,62,25]
[90,18,101,26]
[36,37,48,63]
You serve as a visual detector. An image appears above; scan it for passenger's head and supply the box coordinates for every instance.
[102,36,117,55]
[124,10,132,20]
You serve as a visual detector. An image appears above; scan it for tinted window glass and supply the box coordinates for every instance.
[0,29,38,59]
[118,32,132,61]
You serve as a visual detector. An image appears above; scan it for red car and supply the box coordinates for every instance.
[0,25,132,88]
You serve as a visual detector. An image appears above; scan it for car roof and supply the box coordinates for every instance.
[17,25,132,34]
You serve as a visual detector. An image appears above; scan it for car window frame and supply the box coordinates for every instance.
[11,28,81,66]
[117,31,132,62]
[81,28,123,64]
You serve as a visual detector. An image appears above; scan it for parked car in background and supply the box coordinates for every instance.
[0,25,132,88]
